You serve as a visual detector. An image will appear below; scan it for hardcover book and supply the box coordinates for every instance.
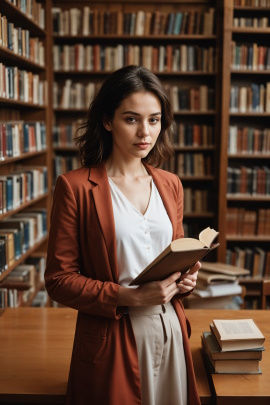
[202,332,264,361]
[210,319,265,352]
[129,227,219,286]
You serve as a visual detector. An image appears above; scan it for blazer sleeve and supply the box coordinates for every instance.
[44,175,122,319]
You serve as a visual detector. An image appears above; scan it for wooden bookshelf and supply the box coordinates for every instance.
[0,0,53,308]
[218,0,270,292]
[50,0,222,241]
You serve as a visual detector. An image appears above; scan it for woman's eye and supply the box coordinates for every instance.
[150,118,159,124]
[126,117,136,123]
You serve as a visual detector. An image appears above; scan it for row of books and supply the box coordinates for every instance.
[167,85,215,112]
[231,42,270,71]
[227,165,270,195]
[230,83,270,113]
[184,188,210,213]
[233,17,269,28]
[228,126,270,154]
[53,80,96,110]
[234,0,270,5]
[0,209,47,273]
[53,123,79,148]
[202,318,265,374]
[0,64,47,105]
[52,7,215,36]
[171,124,214,147]
[176,153,212,177]
[226,246,270,277]
[0,255,46,307]
[0,166,48,214]
[0,121,46,159]
[226,207,270,236]
[54,155,80,181]
[53,44,216,73]
[7,0,45,29]
[0,13,45,66]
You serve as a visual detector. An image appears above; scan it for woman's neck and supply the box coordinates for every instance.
[105,157,148,179]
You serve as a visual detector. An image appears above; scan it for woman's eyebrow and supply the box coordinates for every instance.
[122,111,161,116]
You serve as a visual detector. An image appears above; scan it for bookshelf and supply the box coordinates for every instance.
[50,0,222,241]
[0,0,52,308]
[218,0,270,291]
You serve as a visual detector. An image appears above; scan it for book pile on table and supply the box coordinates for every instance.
[201,319,265,374]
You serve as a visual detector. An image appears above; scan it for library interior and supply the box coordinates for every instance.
[0,0,270,404]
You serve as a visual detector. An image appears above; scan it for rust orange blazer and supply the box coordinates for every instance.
[45,162,201,405]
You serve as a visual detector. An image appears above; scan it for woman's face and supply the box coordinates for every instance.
[104,91,162,161]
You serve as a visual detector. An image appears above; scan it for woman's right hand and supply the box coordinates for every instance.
[117,272,181,307]
[136,272,181,306]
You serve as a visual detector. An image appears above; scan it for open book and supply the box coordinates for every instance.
[129,227,219,286]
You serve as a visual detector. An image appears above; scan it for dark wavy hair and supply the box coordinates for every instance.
[75,65,174,167]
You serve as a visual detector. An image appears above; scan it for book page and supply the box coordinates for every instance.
[199,227,219,248]
[213,319,265,340]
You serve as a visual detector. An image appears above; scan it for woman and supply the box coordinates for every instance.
[45,65,201,405]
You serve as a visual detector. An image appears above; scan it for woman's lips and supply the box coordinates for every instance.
[134,143,149,149]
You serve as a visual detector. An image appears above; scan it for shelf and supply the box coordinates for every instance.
[54,108,88,113]
[227,195,270,201]
[234,6,270,11]
[1,0,46,37]
[0,150,47,165]
[174,110,216,116]
[0,98,46,109]
[230,112,270,116]
[53,34,217,42]
[0,46,46,72]
[231,69,270,75]
[54,70,216,77]
[184,212,214,218]
[0,234,48,282]
[228,153,270,158]
[226,235,270,241]
[0,193,49,221]
[232,28,270,34]
[179,175,214,181]
[173,146,215,151]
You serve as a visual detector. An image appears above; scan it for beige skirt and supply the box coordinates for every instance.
[129,301,187,405]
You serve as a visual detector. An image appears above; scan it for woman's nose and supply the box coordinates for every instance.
[137,121,150,137]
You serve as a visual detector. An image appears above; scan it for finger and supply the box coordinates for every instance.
[165,286,181,302]
[160,272,181,287]
[188,261,201,274]
[178,284,193,293]
[180,272,198,284]
[184,271,198,282]
[178,278,195,288]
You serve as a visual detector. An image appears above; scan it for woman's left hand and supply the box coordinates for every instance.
[176,261,201,294]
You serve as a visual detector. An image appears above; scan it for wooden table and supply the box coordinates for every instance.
[189,310,270,405]
[0,308,269,405]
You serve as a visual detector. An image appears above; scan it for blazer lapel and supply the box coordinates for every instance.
[89,163,119,283]
[144,163,178,241]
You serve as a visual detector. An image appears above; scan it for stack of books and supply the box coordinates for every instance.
[201,319,265,374]
[187,262,250,309]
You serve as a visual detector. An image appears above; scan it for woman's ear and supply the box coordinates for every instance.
[103,121,112,131]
